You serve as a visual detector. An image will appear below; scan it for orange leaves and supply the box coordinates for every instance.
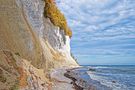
[44,0,72,37]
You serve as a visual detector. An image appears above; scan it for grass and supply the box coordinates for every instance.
[44,0,72,37]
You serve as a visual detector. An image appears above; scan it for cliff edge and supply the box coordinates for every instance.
[0,0,78,89]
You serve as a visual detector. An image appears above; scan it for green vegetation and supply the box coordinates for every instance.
[10,81,19,90]
[15,52,20,56]
[44,0,72,37]
[71,53,79,64]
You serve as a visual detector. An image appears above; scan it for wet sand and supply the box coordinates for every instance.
[64,67,111,90]
[50,67,111,90]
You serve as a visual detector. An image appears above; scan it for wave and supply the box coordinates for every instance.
[87,65,135,90]
[90,66,109,69]
[88,72,129,90]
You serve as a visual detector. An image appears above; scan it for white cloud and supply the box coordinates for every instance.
[56,0,135,56]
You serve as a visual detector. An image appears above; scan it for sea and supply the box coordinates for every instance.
[85,65,135,90]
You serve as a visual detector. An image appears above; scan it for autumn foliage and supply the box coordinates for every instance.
[44,0,72,37]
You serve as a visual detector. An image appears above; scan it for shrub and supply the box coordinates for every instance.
[15,52,20,56]
[44,0,72,37]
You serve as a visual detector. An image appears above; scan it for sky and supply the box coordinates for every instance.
[56,0,135,65]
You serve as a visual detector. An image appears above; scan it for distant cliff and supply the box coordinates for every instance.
[0,0,78,89]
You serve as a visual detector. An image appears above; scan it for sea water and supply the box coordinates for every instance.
[87,65,135,90]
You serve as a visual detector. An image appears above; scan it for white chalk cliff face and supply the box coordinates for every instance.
[18,0,69,51]
[0,0,78,89]
[20,0,75,62]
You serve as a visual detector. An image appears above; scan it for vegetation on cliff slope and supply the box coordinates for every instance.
[44,0,72,37]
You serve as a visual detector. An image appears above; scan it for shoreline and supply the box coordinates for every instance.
[64,67,112,90]
[50,66,110,90]
[64,68,95,90]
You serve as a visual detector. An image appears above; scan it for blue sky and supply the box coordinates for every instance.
[56,0,135,65]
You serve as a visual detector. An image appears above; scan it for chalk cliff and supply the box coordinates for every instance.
[0,0,78,89]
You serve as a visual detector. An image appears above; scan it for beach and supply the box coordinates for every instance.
[50,67,111,90]
[50,65,135,90]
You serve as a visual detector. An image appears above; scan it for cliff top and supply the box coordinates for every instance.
[44,0,72,37]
